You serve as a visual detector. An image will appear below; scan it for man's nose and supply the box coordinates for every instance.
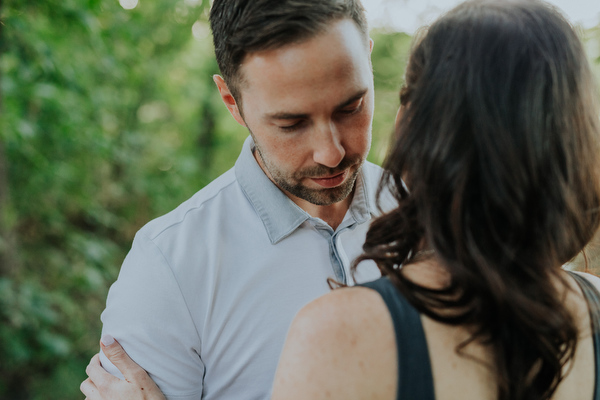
[312,122,345,168]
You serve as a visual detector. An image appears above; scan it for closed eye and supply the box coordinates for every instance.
[338,98,364,116]
[279,120,305,132]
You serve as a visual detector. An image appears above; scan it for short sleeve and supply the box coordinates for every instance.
[100,231,204,400]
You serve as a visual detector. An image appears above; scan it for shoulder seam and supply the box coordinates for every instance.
[146,172,240,241]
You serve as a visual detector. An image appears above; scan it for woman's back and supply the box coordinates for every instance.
[399,264,598,400]
[271,266,599,400]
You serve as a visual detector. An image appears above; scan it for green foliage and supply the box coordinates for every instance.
[0,1,599,398]
[0,0,236,398]
[370,30,413,164]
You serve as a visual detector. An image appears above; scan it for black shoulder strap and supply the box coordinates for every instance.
[568,271,600,400]
[360,277,435,400]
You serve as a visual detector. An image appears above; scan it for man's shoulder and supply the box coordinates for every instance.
[138,167,242,241]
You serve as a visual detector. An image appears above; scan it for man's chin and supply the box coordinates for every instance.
[290,173,359,206]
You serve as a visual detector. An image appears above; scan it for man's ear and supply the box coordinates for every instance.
[213,75,246,127]
[369,37,374,54]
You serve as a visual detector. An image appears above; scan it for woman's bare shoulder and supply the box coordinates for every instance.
[283,286,395,364]
[271,286,397,400]
[297,286,389,328]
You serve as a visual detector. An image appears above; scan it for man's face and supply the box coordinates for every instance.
[234,19,374,206]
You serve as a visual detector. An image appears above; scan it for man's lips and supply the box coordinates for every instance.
[309,170,348,188]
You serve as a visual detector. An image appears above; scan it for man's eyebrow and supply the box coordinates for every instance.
[265,89,368,121]
[266,111,309,120]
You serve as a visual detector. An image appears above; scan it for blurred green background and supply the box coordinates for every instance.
[0,1,598,398]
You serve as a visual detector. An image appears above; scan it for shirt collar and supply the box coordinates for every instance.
[348,168,373,225]
[235,136,375,244]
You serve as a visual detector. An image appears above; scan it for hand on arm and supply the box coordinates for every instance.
[94,232,205,397]
[80,335,166,400]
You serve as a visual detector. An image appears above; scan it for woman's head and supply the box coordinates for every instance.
[390,0,600,270]
[360,2,600,399]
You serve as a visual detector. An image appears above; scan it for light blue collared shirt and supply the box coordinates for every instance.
[100,136,388,400]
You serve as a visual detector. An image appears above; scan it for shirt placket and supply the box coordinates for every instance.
[312,219,357,285]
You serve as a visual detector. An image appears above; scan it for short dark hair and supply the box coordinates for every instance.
[209,0,368,103]
[358,1,600,400]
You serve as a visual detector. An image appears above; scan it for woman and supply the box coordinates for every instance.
[82,0,600,399]
[271,0,600,399]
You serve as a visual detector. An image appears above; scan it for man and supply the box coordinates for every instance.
[81,0,389,398]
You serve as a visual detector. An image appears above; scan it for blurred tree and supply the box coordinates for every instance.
[0,0,238,398]
[369,29,412,163]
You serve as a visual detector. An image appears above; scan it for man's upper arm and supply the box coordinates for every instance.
[100,231,204,400]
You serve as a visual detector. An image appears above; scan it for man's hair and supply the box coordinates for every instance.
[209,0,368,104]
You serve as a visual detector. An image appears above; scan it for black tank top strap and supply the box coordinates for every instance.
[359,277,435,400]
[567,271,600,400]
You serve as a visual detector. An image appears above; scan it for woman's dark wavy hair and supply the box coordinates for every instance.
[356,1,600,399]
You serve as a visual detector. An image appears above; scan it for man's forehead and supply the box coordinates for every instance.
[236,19,371,92]
[235,23,372,119]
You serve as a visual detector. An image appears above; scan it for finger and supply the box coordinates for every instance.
[87,354,121,388]
[80,377,100,400]
[85,353,101,375]
[100,334,145,381]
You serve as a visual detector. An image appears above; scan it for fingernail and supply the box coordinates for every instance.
[101,334,115,346]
